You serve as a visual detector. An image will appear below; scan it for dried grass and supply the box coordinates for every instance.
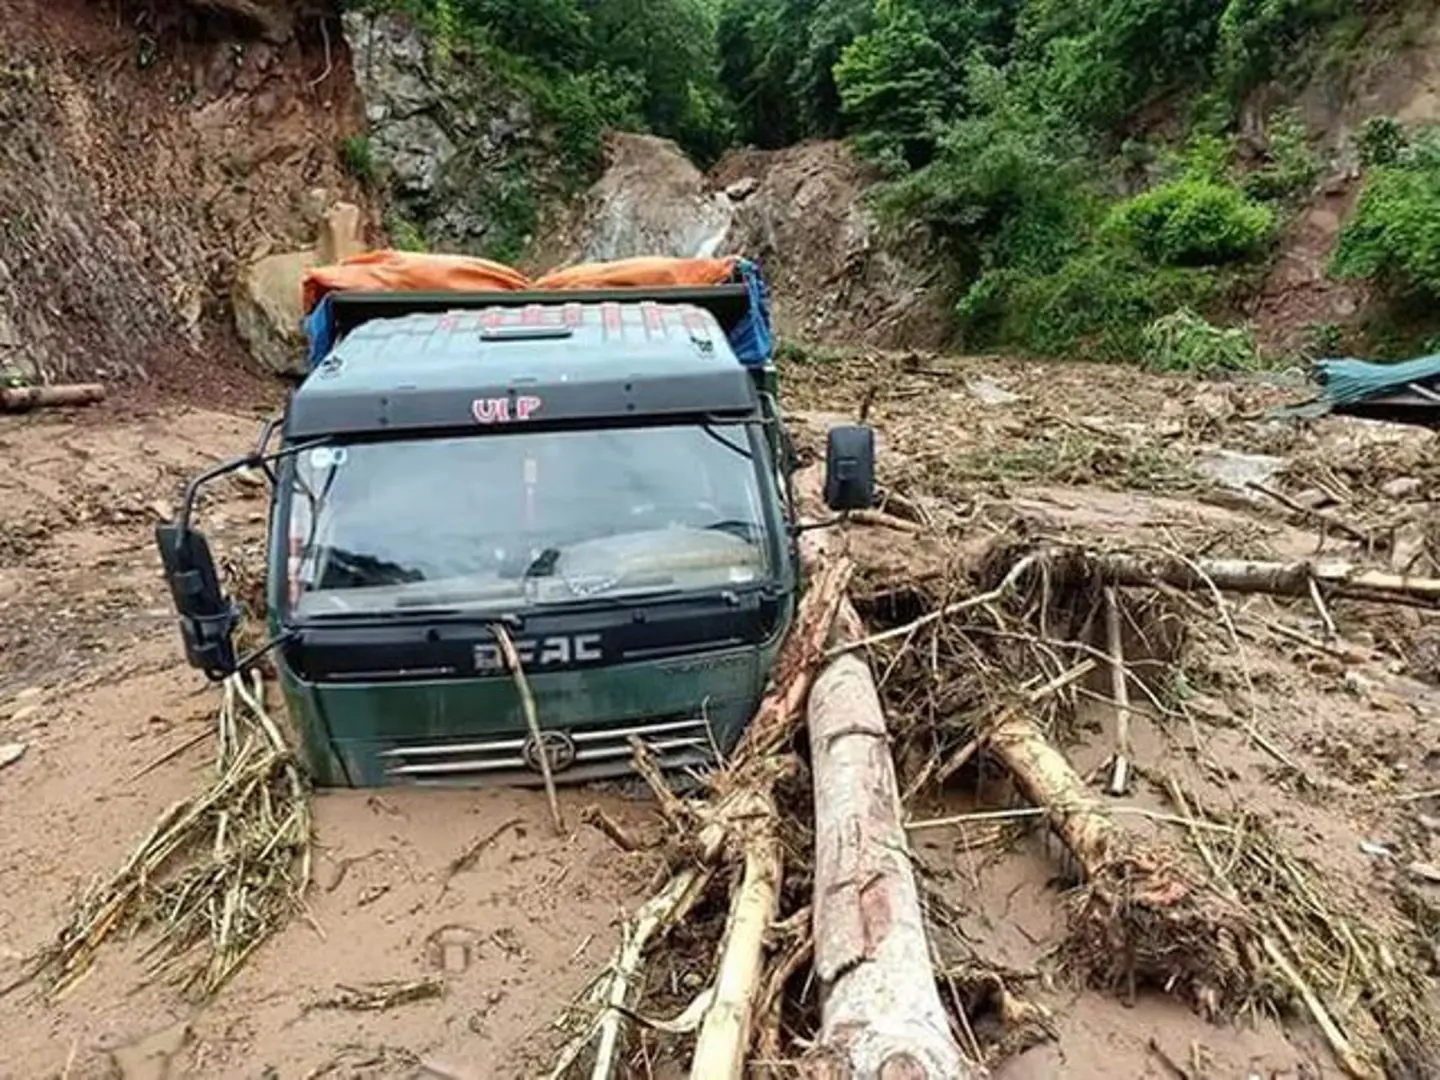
[5,671,310,1001]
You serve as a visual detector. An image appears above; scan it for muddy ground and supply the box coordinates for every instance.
[2,355,1440,1078]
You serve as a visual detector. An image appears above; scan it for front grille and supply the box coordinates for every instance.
[379,716,714,786]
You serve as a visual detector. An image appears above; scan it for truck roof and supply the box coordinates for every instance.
[284,300,760,440]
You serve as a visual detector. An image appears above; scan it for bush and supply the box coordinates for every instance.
[339,135,376,184]
[1242,107,1320,202]
[1141,308,1262,374]
[1106,176,1276,266]
[959,248,1224,361]
[1332,129,1440,297]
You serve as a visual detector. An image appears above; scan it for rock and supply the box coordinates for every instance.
[0,743,25,770]
[232,248,317,377]
[965,376,1021,407]
[1382,476,1423,500]
[344,12,538,250]
[565,133,736,262]
[316,201,365,266]
[724,176,759,202]
[1194,449,1287,491]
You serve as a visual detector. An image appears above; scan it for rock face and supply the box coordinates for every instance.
[0,3,371,389]
[714,141,953,350]
[553,133,736,263]
[534,135,953,350]
[343,12,541,259]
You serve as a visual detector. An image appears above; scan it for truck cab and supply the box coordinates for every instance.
[155,278,875,788]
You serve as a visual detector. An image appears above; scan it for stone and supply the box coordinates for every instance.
[0,743,25,770]
[1382,476,1423,500]
[725,176,760,202]
[316,201,365,265]
[1193,449,1287,491]
[965,376,1021,407]
[231,247,317,377]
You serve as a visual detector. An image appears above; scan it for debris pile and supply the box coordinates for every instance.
[5,672,309,1000]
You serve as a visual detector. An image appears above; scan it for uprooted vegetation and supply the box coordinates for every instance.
[530,354,1440,1078]
[6,354,1440,1077]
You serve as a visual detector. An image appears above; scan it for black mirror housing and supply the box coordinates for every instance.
[155,523,240,679]
[823,424,877,512]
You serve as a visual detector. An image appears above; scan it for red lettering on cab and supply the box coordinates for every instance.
[472,396,543,424]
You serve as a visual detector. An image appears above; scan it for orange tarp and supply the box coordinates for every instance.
[301,250,530,314]
[533,256,736,290]
[301,251,739,314]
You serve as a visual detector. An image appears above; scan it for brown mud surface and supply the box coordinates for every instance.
[0,409,660,1080]
[2,352,1439,1079]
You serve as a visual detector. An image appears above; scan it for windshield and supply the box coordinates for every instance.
[285,423,775,618]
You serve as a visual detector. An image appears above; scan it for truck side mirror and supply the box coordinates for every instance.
[823,424,876,512]
[154,523,240,680]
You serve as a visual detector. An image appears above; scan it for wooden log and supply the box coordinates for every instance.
[0,383,106,412]
[688,791,783,1080]
[792,463,973,1079]
[987,706,1258,1017]
[1092,549,1440,606]
[805,651,974,1079]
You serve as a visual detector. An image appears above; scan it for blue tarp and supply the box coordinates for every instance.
[303,295,338,370]
[300,260,776,372]
[727,258,774,367]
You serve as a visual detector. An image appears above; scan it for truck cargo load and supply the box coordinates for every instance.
[300,251,774,370]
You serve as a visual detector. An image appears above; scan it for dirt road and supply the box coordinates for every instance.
[2,356,1440,1078]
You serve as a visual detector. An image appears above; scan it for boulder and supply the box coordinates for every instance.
[232,248,316,377]
[232,201,364,376]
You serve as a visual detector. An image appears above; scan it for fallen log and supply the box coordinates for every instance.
[687,559,851,1080]
[986,705,1258,1017]
[1092,549,1440,607]
[794,468,974,1079]
[0,383,106,412]
[805,649,975,1079]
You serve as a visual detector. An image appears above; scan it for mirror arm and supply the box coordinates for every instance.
[176,437,325,532]
[791,512,849,535]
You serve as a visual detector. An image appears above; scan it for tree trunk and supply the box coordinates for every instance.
[1093,550,1440,606]
[805,649,974,1079]
[0,384,106,412]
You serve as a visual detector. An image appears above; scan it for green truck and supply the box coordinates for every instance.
[155,271,876,787]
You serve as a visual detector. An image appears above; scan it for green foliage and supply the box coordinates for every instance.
[1141,308,1262,374]
[356,0,731,165]
[959,249,1224,361]
[339,135,376,184]
[1357,115,1406,167]
[1333,128,1440,297]
[1106,176,1276,266]
[1242,108,1321,201]
[385,211,430,252]
[834,2,956,166]
[351,0,1408,363]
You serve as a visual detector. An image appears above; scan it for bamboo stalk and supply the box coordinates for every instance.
[1104,587,1133,797]
[493,623,565,836]
[688,794,783,1080]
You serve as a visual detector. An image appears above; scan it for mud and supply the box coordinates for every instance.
[4,353,1440,1078]
[0,408,661,1080]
